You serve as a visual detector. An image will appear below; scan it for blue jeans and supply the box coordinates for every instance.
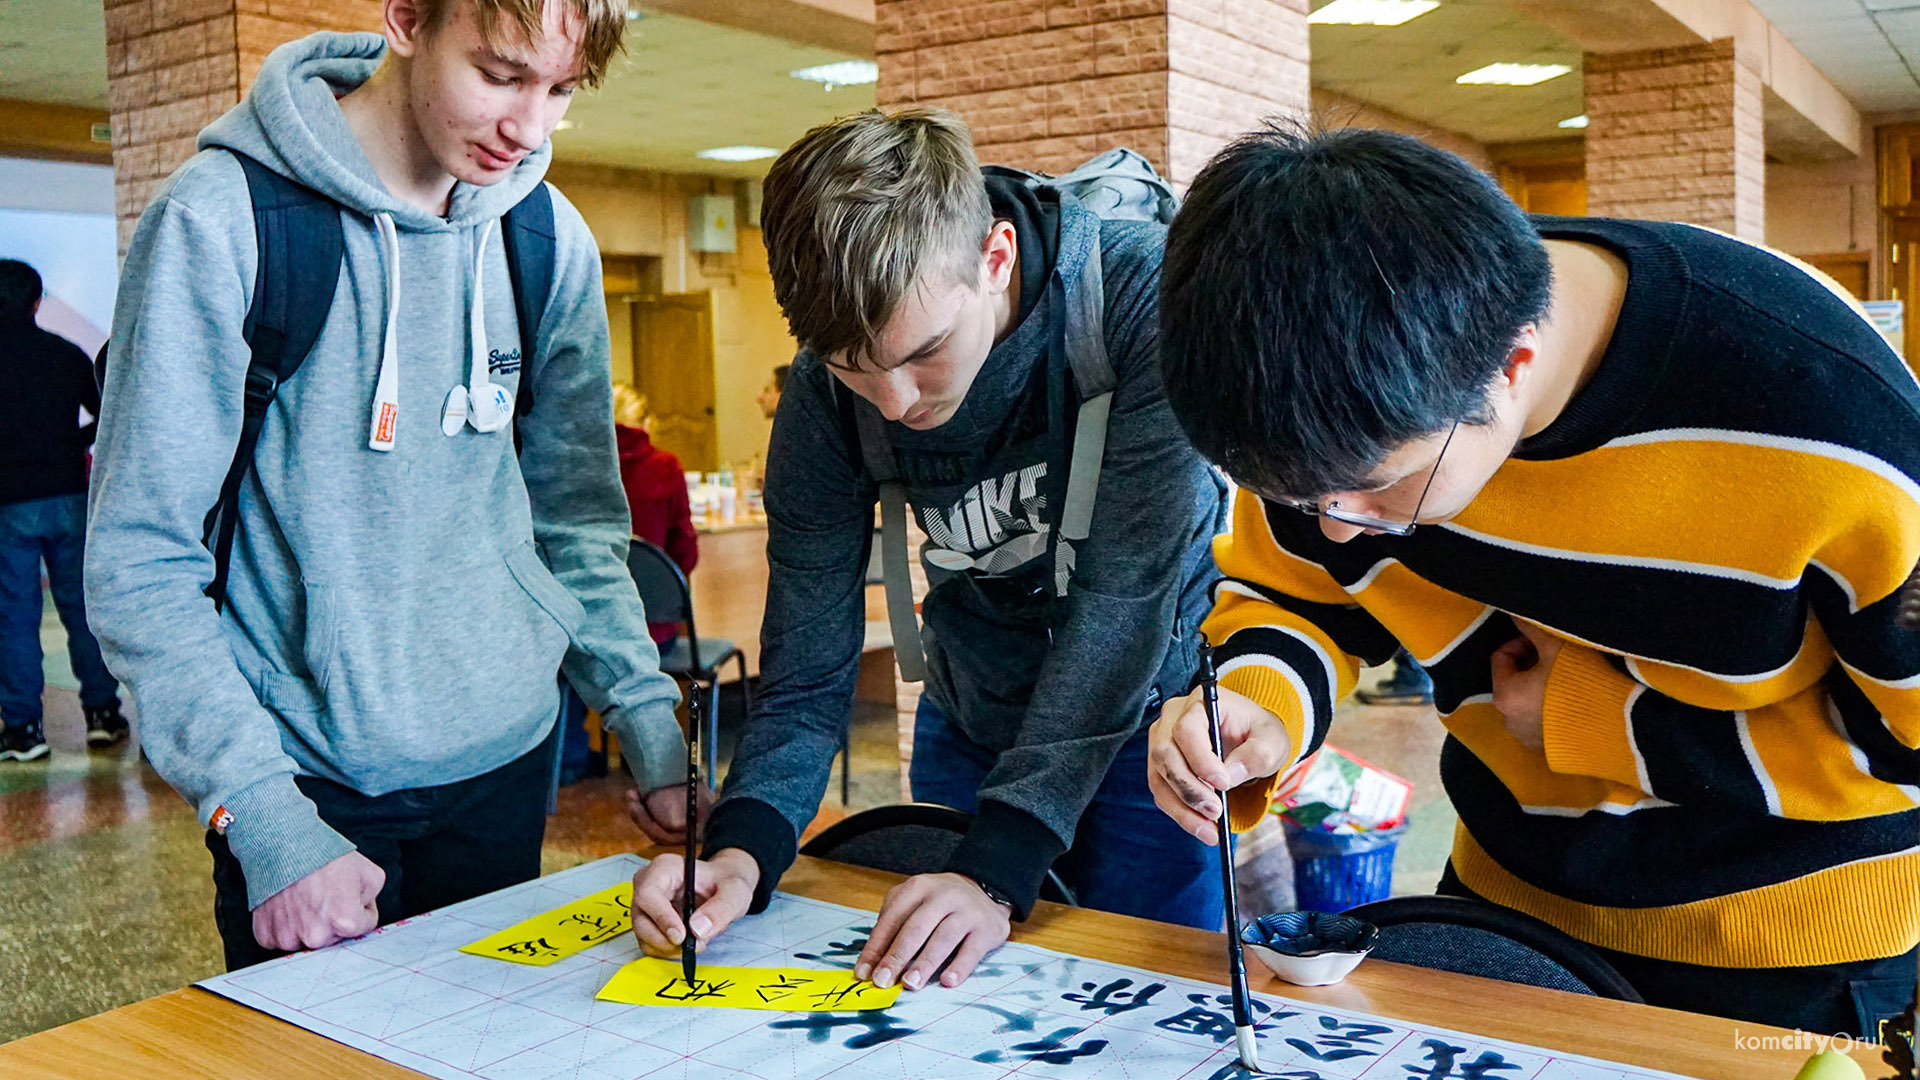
[0,494,119,730]
[910,695,1224,931]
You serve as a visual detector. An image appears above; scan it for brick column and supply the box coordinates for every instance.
[874,0,1309,187]
[104,0,378,252]
[1584,39,1764,241]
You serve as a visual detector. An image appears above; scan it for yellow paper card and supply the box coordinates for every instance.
[596,957,903,1012]
[460,883,633,965]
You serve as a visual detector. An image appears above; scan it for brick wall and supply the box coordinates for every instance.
[875,0,1307,185]
[1584,39,1765,240]
[105,0,378,251]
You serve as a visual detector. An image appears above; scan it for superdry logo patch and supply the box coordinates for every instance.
[488,348,523,376]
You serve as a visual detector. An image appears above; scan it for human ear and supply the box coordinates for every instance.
[383,0,430,59]
[981,220,1017,293]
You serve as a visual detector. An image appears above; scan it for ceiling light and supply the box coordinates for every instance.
[1456,62,1573,86]
[697,146,781,162]
[625,8,643,19]
[789,60,879,90]
[1558,114,1589,129]
[554,119,576,131]
[1307,0,1440,26]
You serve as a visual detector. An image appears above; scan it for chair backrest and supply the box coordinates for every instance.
[626,538,701,658]
[800,803,1078,907]
[1342,895,1643,1003]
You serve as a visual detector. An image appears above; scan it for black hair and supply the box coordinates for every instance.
[0,260,42,324]
[1159,122,1552,500]
[772,363,791,392]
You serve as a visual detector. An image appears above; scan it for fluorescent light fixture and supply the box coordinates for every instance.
[697,146,781,162]
[1558,114,1589,129]
[1456,62,1573,86]
[554,119,577,131]
[1308,0,1439,26]
[789,60,879,89]
[625,8,643,19]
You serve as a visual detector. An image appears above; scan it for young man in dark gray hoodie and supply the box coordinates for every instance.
[630,109,1230,992]
[87,0,686,969]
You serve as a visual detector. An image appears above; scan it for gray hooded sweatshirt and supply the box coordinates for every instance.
[85,32,683,908]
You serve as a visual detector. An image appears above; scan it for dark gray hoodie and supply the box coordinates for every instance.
[85,33,683,908]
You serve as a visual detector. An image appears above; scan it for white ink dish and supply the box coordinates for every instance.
[1241,911,1378,987]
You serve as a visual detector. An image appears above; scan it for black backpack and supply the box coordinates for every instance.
[200,152,557,610]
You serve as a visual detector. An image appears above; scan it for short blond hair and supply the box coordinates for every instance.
[612,382,650,429]
[760,108,993,367]
[423,0,628,87]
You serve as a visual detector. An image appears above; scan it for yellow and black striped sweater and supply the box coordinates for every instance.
[1211,216,1920,970]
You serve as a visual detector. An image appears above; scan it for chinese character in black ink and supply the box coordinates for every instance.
[768,1012,913,1049]
[809,982,880,1010]
[974,1027,1109,1065]
[1404,1038,1521,1079]
[793,934,869,970]
[1154,992,1298,1044]
[967,1004,1039,1033]
[753,975,815,1003]
[560,912,620,943]
[654,977,734,1002]
[496,937,559,959]
[1206,1066,1327,1080]
[1064,978,1166,1016]
[1285,1016,1394,1062]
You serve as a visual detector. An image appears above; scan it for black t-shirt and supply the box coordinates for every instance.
[0,318,99,506]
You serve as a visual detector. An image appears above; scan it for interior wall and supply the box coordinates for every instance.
[548,160,798,469]
[1311,88,1492,173]
[1767,154,1872,258]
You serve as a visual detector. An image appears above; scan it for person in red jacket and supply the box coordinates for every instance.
[614,383,698,647]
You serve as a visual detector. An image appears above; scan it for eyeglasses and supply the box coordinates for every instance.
[1274,421,1460,537]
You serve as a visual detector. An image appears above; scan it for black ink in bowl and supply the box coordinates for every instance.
[1240,911,1378,986]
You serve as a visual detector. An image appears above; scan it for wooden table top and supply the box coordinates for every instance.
[0,854,1885,1079]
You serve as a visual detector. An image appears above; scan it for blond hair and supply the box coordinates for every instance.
[612,382,650,429]
[423,0,628,87]
[759,108,993,367]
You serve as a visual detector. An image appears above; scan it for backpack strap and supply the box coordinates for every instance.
[501,182,557,455]
[203,152,344,611]
[1054,221,1113,596]
[840,381,930,683]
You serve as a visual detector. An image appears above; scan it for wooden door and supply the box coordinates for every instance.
[633,291,718,472]
[1878,123,1920,362]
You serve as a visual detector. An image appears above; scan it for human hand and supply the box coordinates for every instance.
[625,782,714,846]
[252,850,384,952]
[630,847,759,955]
[854,872,1010,991]
[1491,620,1561,750]
[1147,684,1293,845]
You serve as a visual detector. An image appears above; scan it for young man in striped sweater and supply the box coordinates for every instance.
[1147,124,1919,1036]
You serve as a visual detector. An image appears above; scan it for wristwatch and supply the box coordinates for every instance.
[966,874,1015,912]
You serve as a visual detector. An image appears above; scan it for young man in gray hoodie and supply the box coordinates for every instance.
[630,110,1230,992]
[86,0,686,969]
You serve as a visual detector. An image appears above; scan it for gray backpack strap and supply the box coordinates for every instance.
[852,396,930,683]
[1055,235,1114,597]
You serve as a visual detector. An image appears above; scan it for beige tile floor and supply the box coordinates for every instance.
[0,605,1456,1044]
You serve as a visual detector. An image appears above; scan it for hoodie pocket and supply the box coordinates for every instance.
[302,543,580,736]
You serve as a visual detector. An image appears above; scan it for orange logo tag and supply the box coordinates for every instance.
[210,806,234,834]
[374,402,397,445]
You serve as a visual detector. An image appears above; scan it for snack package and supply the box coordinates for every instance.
[1273,745,1413,835]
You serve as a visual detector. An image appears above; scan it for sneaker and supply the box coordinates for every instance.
[85,703,130,747]
[1354,658,1434,706]
[0,724,49,762]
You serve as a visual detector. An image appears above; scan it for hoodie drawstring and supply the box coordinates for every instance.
[465,219,509,433]
[368,211,401,452]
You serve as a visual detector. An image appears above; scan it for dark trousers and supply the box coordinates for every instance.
[209,730,556,971]
[1440,863,1917,1038]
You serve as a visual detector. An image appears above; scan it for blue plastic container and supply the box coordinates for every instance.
[1282,819,1408,913]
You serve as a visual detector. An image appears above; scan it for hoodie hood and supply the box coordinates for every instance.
[200,31,550,230]
[616,423,654,463]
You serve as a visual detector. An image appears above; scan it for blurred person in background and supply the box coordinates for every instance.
[0,258,127,762]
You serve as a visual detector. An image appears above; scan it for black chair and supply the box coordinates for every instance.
[800,803,1079,907]
[626,538,751,781]
[1341,895,1643,1002]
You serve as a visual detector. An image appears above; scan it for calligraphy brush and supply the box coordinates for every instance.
[683,681,702,987]
[1883,564,1920,1080]
[1199,635,1263,1075]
